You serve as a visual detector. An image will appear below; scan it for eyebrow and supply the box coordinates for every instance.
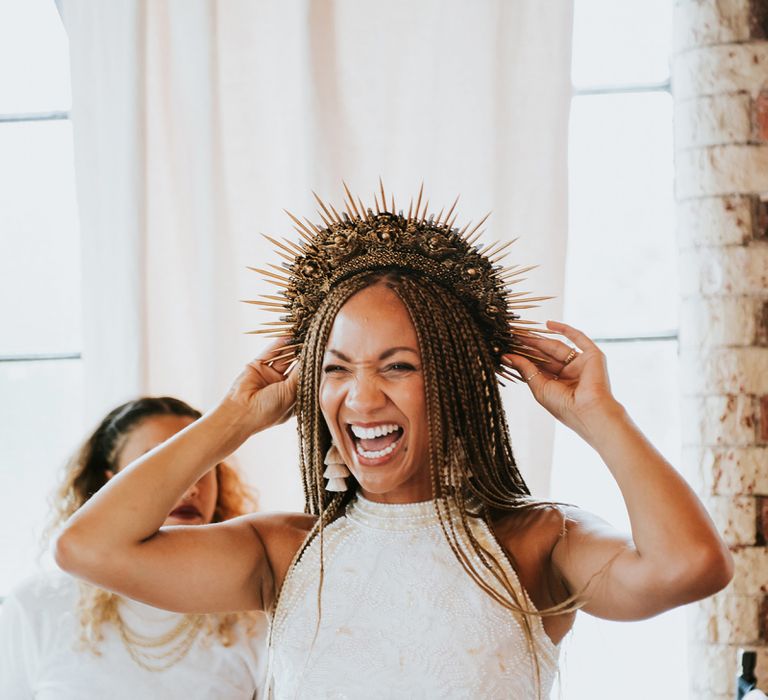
[327,346,419,362]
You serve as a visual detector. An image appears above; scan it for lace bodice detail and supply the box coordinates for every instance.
[268,496,559,699]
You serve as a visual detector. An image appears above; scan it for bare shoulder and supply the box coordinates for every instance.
[492,502,568,560]
[245,510,318,608]
[492,502,576,645]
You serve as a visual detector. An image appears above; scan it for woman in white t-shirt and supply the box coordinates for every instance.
[0,396,268,700]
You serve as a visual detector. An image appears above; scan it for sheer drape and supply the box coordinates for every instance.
[61,0,573,507]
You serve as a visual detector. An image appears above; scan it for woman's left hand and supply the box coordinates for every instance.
[501,320,622,442]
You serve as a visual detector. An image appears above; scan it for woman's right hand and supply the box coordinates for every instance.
[219,339,300,436]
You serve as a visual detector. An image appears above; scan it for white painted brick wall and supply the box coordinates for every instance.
[686,445,768,495]
[679,296,760,347]
[730,547,768,596]
[673,44,768,99]
[675,93,752,149]
[691,592,760,644]
[674,0,751,51]
[673,2,768,694]
[680,347,768,394]
[676,144,768,198]
[679,245,768,297]
[681,395,758,445]
[677,195,752,248]
[707,494,757,545]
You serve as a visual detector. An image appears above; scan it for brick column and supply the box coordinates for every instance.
[673,1,768,697]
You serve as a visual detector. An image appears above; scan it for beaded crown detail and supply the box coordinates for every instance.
[246,182,552,381]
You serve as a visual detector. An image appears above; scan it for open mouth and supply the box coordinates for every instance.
[347,422,404,461]
[168,504,202,520]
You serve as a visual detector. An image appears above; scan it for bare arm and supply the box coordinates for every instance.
[504,321,733,621]
[55,344,299,613]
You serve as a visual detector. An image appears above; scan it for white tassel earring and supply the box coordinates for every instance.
[323,443,351,492]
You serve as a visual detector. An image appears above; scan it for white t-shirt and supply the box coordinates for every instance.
[0,572,268,700]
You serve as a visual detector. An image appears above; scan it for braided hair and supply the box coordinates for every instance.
[289,269,580,696]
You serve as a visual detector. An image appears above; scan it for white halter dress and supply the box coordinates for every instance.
[268,495,559,699]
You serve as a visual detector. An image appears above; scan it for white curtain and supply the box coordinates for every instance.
[61,0,573,509]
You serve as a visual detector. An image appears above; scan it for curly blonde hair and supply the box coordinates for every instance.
[46,396,262,653]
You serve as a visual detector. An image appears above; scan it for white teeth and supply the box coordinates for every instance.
[355,440,399,459]
[350,423,400,440]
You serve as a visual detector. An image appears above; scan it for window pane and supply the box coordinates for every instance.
[566,92,676,338]
[0,359,85,597]
[572,0,672,87]
[0,120,81,355]
[550,339,685,699]
[0,0,71,113]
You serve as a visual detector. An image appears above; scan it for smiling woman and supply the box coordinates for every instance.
[0,397,267,699]
[319,283,430,502]
[53,186,733,700]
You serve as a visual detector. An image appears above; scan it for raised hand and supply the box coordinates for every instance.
[501,320,621,443]
[220,339,300,435]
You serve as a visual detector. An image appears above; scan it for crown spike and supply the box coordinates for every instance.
[242,297,287,307]
[273,248,293,262]
[303,217,321,235]
[261,277,290,289]
[261,233,298,259]
[458,220,472,237]
[342,181,361,219]
[291,226,313,245]
[446,213,458,231]
[497,368,521,383]
[329,203,343,223]
[248,266,290,281]
[480,240,502,257]
[503,264,539,277]
[506,295,555,303]
[357,197,368,222]
[407,198,413,221]
[266,341,301,352]
[260,294,288,302]
[312,191,335,222]
[266,351,297,367]
[379,178,387,213]
[466,228,485,246]
[281,237,305,255]
[420,199,430,223]
[510,326,557,335]
[268,263,293,276]
[444,195,460,227]
[284,209,314,238]
[464,212,492,240]
[488,239,515,258]
[434,207,445,225]
[414,182,424,222]
[390,194,395,213]
[316,210,333,228]
[246,328,293,335]
[510,350,549,362]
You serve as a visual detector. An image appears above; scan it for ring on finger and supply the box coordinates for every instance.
[524,370,541,382]
[562,348,578,366]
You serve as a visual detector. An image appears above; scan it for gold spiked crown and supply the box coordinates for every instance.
[246,182,553,381]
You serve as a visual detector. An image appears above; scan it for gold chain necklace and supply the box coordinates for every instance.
[115,610,205,672]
